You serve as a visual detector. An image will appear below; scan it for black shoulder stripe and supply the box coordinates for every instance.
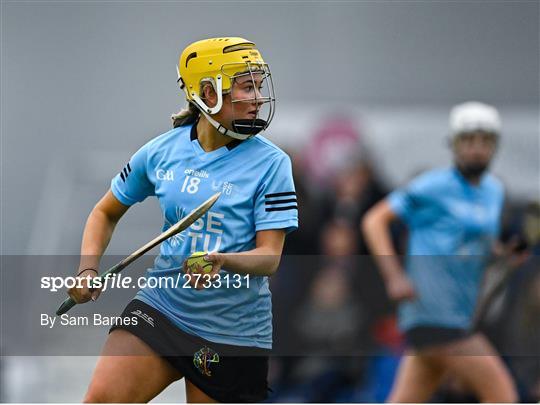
[265,205,298,212]
[265,191,296,198]
[119,162,131,182]
[265,198,297,205]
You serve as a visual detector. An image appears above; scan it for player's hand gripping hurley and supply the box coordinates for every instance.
[56,192,221,315]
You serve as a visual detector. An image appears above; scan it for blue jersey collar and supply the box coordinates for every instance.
[190,123,242,151]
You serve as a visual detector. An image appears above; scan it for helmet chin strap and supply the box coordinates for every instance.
[198,109,253,141]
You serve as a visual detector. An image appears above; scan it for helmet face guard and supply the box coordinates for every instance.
[226,62,276,137]
[177,37,276,140]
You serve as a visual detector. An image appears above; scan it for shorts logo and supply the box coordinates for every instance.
[193,346,220,377]
[130,309,155,327]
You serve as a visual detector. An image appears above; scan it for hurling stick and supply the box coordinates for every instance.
[56,192,221,315]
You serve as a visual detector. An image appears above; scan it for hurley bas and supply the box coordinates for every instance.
[41,313,138,328]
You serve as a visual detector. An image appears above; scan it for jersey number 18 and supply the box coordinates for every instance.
[181,176,200,194]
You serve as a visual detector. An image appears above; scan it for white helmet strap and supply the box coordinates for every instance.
[191,75,224,115]
[176,68,256,141]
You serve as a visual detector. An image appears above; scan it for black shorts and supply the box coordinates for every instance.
[110,299,270,403]
[404,326,470,350]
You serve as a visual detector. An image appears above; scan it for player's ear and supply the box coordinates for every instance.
[202,83,218,108]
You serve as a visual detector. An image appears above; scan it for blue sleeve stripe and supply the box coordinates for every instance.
[265,205,298,212]
[265,198,297,205]
[265,191,295,198]
[256,218,298,234]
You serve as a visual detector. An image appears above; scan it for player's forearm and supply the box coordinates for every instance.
[78,208,118,273]
[362,211,404,282]
[221,248,281,277]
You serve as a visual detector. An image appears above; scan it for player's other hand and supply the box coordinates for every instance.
[494,235,530,269]
[182,252,225,290]
[386,273,416,302]
[68,269,102,303]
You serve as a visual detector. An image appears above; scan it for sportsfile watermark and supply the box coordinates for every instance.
[40,272,250,291]
[2,255,538,357]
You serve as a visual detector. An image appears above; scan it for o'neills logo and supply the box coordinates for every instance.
[131,309,155,327]
[184,168,209,178]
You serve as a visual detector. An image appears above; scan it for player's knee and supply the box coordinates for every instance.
[482,385,518,403]
[83,381,116,403]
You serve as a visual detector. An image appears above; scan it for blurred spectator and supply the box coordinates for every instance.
[320,218,359,256]
[270,220,380,402]
[281,150,324,255]
[272,265,366,402]
[293,265,367,353]
[270,118,395,401]
[321,162,386,233]
[300,115,364,191]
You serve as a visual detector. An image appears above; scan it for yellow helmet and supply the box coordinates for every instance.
[176,37,275,140]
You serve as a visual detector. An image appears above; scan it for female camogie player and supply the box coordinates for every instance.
[362,102,518,402]
[68,37,298,403]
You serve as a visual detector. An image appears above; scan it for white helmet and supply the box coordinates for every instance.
[449,101,501,137]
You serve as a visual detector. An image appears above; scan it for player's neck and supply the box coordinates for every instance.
[196,118,234,152]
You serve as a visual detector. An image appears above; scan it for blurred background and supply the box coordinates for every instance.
[1,0,539,402]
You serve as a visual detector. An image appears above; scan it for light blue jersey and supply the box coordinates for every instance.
[111,124,298,348]
[387,167,504,331]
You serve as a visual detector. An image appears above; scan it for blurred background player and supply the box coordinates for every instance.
[67,37,298,403]
[362,101,518,402]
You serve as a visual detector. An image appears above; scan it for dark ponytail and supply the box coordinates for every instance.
[171,102,200,128]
